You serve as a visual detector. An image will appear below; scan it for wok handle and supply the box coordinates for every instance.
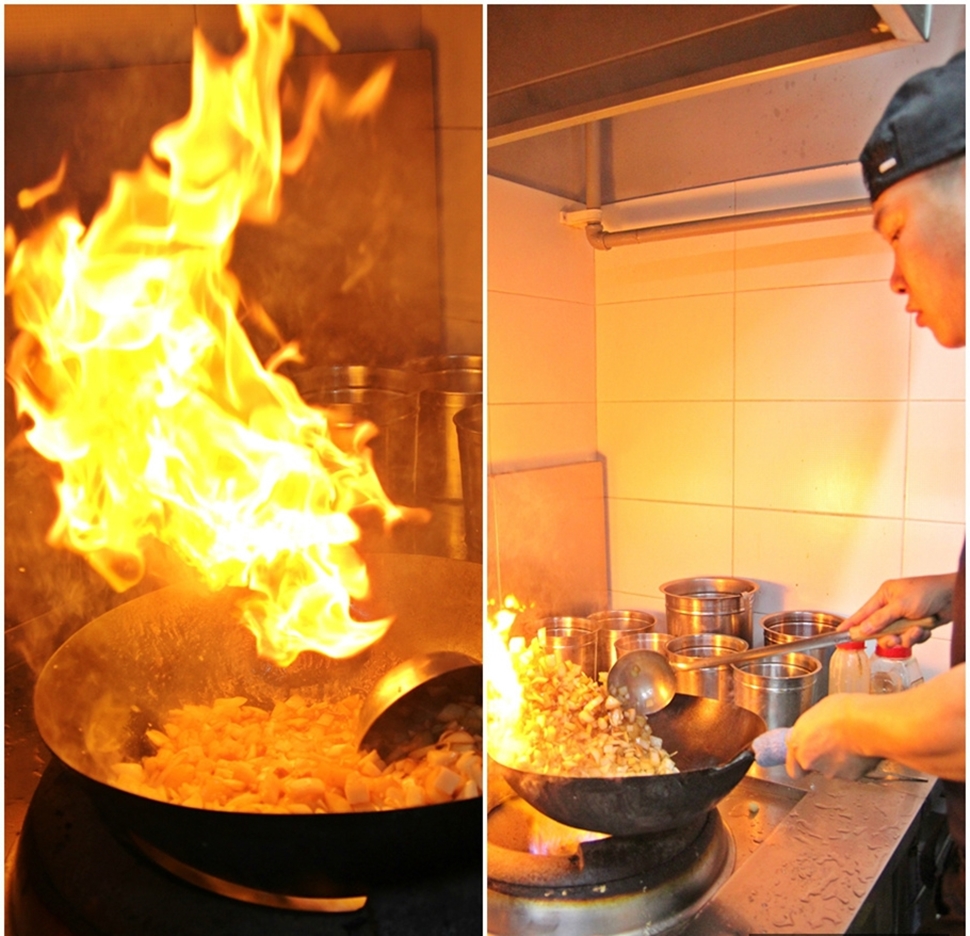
[680,615,938,672]
[752,728,790,767]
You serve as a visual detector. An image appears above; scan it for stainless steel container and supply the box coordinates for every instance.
[761,610,842,702]
[733,652,821,730]
[666,633,749,703]
[613,631,672,660]
[295,367,419,504]
[453,403,482,561]
[660,576,759,644]
[408,355,483,502]
[537,617,596,678]
[588,610,656,676]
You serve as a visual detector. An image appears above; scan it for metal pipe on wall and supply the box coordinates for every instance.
[580,117,871,250]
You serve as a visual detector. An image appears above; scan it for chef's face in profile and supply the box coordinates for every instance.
[872,156,966,350]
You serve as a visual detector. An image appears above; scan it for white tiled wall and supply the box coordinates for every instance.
[487,176,597,472]
[487,172,965,681]
[597,195,965,679]
[419,5,482,355]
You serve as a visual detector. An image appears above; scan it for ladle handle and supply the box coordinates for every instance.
[679,616,939,672]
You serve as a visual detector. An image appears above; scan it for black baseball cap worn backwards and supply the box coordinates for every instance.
[860,49,966,202]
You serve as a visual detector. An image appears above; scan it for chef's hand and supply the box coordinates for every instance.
[784,694,881,781]
[839,573,954,648]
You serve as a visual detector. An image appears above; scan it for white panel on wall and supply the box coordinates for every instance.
[488,402,597,473]
[902,520,966,580]
[735,281,910,401]
[595,231,735,305]
[910,326,967,401]
[735,215,892,291]
[597,294,734,402]
[733,509,904,614]
[599,401,734,504]
[487,176,594,304]
[734,401,908,516]
[488,292,595,405]
[607,499,734,601]
[905,402,966,523]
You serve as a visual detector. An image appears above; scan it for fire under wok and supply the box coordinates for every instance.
[33,552,483,897]
[494,694,766,836]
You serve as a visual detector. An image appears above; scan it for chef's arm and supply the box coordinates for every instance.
[786,664,966,782]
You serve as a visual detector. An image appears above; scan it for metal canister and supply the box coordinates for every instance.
[660,577,759,644]
[732,653,821,730]
[453,403,482,561]
[666,633,749,704]
[587,610,656,676]
[761,610,842,702]
[407,355,483,502]
[293,366,418,504]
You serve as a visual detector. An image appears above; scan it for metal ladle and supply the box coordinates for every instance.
[357,650,482,760]
[607,616,939,716]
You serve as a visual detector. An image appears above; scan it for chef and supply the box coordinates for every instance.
[783,50,965,930]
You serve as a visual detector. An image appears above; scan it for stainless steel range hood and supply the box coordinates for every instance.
[488,5,930,145]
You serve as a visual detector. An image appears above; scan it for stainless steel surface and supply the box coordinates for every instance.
[732,653,822,731]
[409,355,483,503]
[589,609,656,675]
[356,650,482,759]
[661,577,758,644]
[487,6,927,145]
[614,630,671,661]
[688,764,937,935]
[454,402,483,560]
[486,7,964,207]
[668,634,749,706]
[762,610,843,701]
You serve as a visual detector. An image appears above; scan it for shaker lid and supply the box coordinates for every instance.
[875,644,912,658]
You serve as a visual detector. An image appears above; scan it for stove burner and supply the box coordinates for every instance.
[8,758,480,936]
[487,796,734,936]
[129,834,367,913]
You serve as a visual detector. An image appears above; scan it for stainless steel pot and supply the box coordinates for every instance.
[667,633,749,703]
[732,652,821,730]
[661,576,759,644]
[761,610,842,702]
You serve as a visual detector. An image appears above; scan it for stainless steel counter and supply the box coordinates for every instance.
[689,762,940,935]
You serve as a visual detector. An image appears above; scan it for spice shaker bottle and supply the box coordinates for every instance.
[870,644,923,692]
[829,641,870,693]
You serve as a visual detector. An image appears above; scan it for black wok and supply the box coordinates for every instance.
[494,694,765,836]
[33,553,483,897]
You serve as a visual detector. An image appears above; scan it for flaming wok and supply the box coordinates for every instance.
[494,694,765,836]
[33,553,482,897]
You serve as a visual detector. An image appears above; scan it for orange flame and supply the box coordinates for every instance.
[5,6,405,665]
[486,595,530,765]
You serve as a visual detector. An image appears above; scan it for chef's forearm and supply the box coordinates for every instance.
[847,663,966,781]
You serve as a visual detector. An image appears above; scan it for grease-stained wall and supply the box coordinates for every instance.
[488,173,965,679]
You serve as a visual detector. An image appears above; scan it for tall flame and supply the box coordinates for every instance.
[5,6,405,665]
[486,595,529,766]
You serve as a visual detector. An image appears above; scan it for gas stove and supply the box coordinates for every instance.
[7,758,480,936]
[487,762,941,936]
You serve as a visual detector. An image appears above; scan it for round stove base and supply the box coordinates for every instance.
[8,758,480,936]
[487,804,734,936]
